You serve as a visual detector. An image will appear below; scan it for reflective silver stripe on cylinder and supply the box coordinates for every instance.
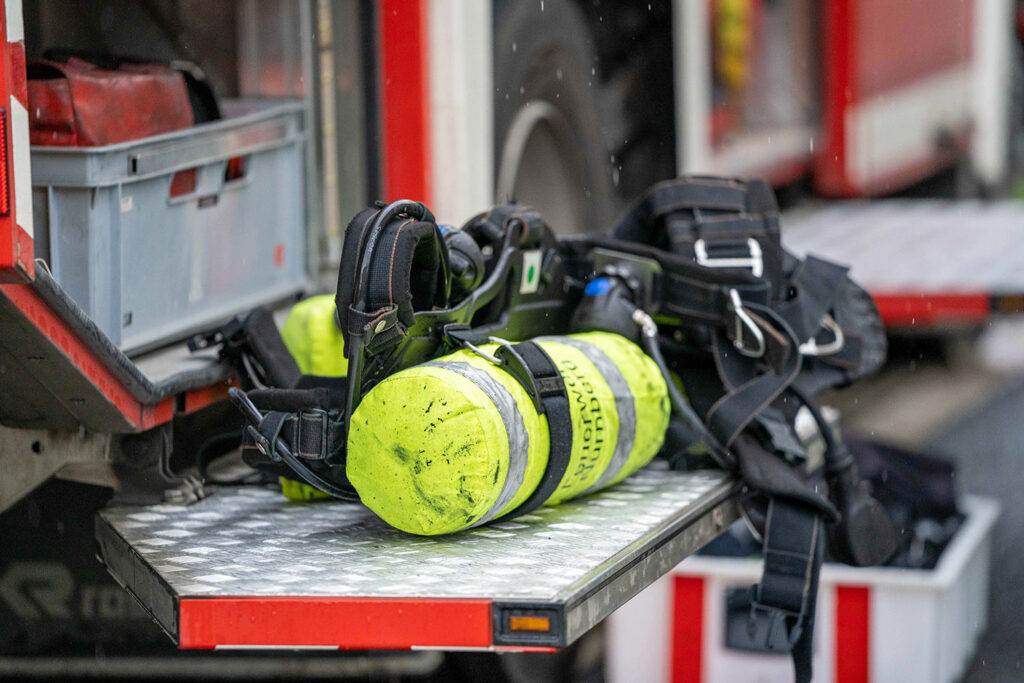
[422,361,529,525]
[538,336,636,492]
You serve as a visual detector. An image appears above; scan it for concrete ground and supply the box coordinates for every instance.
[928,382,1024,682]
[828,320,1024,682]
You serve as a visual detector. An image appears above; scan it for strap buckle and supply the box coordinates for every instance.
[454,334,565,414]
[799,314,845,357]
[695,237,764,277]
[728,289,766,358]
[187,316,245,353]
[725,585,804,654]
[748,591,805,651]
[245,425,280,462]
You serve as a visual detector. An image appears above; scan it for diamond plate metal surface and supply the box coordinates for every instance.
[99,465,732,602]
[783,200,1024,293]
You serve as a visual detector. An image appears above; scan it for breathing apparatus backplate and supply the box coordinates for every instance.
[215,175,893,683]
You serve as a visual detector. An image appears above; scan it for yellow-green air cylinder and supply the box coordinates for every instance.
[281,294,347,377]
[279,294,347,501]
[346,332,670,535]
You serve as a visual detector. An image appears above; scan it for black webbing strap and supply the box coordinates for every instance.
[188,307,302,391]
[239,308,303,388]
[571,236,772,328]
[705,297,830,683]
[775,255,850,343]
[661,272,770,325]
[753,498,824,683]
[230,388,358,501]
[240,409,345,464]
[612,177,749,244]
[239,384,349,468]
[610,176,786,302]
[666,211,784,303]
[497,341,574,519]
[705,304,803,449]
[666,214,773,252]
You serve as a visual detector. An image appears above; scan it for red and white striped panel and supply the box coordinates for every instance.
[606,496,997,683]
[0,0,33,281]
[377,0,493,225]
[816,0,977,197]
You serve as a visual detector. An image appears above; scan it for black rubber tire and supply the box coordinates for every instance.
[493,0,615,235]
[1009,33,1024,185]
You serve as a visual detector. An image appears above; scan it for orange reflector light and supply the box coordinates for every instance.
[0,108,9,216]
[509,615,551,632]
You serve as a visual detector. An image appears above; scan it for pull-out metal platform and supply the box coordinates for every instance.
[784,200,1024,329]
[96,466,738,652]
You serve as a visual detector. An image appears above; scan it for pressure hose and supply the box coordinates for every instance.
[631,308,737,471]
[788,383,898,566]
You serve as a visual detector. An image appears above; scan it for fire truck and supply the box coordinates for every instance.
[0,0,1019,677]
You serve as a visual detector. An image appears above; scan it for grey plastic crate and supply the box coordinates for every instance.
[31,99,309,354]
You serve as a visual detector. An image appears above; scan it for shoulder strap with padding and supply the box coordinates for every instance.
[336,201,450,360]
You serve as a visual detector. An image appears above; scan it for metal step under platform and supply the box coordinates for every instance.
[96,466,738,652]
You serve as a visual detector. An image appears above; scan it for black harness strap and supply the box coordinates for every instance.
[240,409,346,464]
[188,307,302,391]
[496,340,574,519]
[238,382,350,473]
[661,272,770,325]
[229,388,359,502]
[613,177,786,303]
[751,498,824,683]
[775,255,850,342]
[567,236,773,330]
[696,299,832,683]
[612,177,749,244]
[705,305,803,449]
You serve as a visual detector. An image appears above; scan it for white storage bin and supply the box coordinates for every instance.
[607,495,998,683]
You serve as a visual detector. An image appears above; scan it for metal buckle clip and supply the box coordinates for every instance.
[695,238,764,277]
[459,335,511,366]
[728,289,766,358]
[799,314,845,357]
[493,340,559,413]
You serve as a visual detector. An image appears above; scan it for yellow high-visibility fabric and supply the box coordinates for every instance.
[281,295,347,377]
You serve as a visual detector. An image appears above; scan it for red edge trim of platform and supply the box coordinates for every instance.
[873,292,991,328]
[178,597,494,650]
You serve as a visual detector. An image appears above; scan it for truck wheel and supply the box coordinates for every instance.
[493,0,615,235]
[1010,32,1024,189]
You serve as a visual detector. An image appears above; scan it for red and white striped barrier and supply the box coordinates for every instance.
[607,496,998,683]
